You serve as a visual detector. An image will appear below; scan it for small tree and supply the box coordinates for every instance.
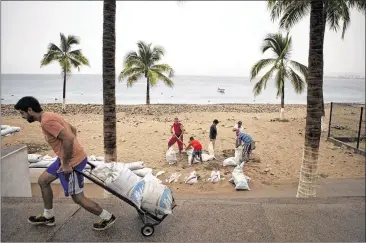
[40,33,89,112]
[250,32,308,120]
[118,41,174,107]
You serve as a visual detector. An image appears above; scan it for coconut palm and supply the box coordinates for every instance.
[250,32,308,120]
[296,0,324,198]
[40,33,89,112]
[267,0,366,129]
[118,41,175,105]
[102,0,117,163]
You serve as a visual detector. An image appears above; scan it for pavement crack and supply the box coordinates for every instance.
[46,206,82,242]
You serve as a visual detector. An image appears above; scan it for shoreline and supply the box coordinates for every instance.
[1,103,331,116]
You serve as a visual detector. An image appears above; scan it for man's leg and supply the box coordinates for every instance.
[168,135,177,148]
[72,192,116,231]
[64,159,115,231]
[177,134,184,153]
[28,159,59,226]
[199,151,203,163]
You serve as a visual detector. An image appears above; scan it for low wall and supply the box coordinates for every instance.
[327,137,366,156]
[1,145,32,197]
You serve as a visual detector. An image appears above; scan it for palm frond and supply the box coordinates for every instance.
[40,50,63,67]
[67,35,80,47]
[274,67,286,98]
[154,71,174,88]
[249,58,277,80]
[288,67,306,93]
[147,70,159,87]
[289,60,308,80]
[151,64,174,78]
[252,66,277,96]
[126,73,144,87]
[68,49,89,66]
[60,33,68,52]
[118,67,144,82]
[68,57,82,71]
[279,1,310,30]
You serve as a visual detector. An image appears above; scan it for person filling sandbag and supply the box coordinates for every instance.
[235,130,253,162]
[185,136,203,165]
[167,117,185,154]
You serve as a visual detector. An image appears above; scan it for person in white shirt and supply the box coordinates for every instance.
[233,121,244,133]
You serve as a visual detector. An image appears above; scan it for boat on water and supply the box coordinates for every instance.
[217,87,225,93]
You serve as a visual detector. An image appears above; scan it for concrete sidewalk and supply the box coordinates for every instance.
[1,178,365,242]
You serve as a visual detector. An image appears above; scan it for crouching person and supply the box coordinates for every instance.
[235,130,253,162]
[186,136,203,165]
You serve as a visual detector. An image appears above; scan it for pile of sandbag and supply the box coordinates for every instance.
[1,125,21,138]
[92,162,174,215]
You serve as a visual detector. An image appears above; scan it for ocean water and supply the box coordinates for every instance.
[1,74,365,105]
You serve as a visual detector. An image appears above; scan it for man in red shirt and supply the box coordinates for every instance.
[168,117,185,153]
[186,136,203,164]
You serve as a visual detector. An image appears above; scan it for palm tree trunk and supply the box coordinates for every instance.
[62,68,66,113]
[102,0,117,163]
[146,76,150,105]
[280,83,285,120]
[296,0,324,198]
[320,3,327,131]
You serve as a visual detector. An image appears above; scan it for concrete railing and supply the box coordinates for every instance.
[1,145,32,197]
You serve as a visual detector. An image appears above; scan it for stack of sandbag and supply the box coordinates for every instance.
[229,162,250,190]
[28,154,56,168]
[222,146,243,167]
[1,125,21,138]
[92,162,174,215]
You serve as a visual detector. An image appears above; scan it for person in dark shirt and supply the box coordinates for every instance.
[209,119,219,149]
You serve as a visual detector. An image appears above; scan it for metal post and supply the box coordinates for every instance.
[356,107,363,149]
[327,102,333,138]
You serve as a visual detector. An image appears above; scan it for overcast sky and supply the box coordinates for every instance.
[1,1,365,76]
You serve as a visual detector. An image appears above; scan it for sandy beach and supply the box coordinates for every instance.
[1,103,365,195]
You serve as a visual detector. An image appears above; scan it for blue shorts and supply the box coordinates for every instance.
[46,157,87,197]
[193,150,202,156]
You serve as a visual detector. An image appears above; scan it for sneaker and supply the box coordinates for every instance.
[28,214,55,226]
[93,214,116,231]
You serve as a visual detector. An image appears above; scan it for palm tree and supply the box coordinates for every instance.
[267,0,366,130]
[102,0,117,163]
[296,0,324,198]
[40,33,89,113]
[250,32,308,120]
[118,41,175,106]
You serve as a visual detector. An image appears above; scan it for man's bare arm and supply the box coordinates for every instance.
[58,128,75,165]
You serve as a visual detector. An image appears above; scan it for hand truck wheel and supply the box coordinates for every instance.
[141,223,154,237]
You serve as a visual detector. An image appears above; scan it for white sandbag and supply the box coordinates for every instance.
[234,146,243,164]
[92,162,125,182]
[132,168,153,177]
[186,148,193,156]
[88,155,105,162]
[223,157,236,166]
[166,173,181,184]
[1,125,21,137]
[141,173,173,215]
[231,162,250,190]
[155,171,166,177]
[28,154,43,163]
[202,153,215,162]
[184,171,198,185]
[208,141,215,158]
[105,166,144,208]
[166,147,177,165]
[42,155,56,161]
[208,170,221,183]
[29,160,54,168]
[124,161,145,171]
